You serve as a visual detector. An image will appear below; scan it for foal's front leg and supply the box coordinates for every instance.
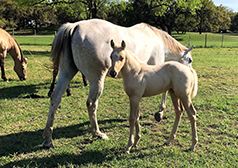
[125,96,140,154]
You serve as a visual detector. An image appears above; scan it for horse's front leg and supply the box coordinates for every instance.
[48,67,58,97]
[154,91,167,122]
[43,67,77,148]
[0,54,8,81]
[125,96,140,154]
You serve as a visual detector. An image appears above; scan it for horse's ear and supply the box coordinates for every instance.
[110,39,115,49]
[24,58,28,64]
[182,45,194,58]
[187,45,194,52]
[121,40,126,49]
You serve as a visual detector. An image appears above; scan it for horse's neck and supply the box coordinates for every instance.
[164,50,182,62]
[8,38,22,62]
[121,51,142,78]
[164,43,186,62]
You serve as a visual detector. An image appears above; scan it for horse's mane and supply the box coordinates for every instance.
[141,23,187,54]
[12,36,24,61]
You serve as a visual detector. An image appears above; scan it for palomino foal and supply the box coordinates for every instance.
[110,40,198,153]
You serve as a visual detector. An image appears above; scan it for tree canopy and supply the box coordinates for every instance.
[1,0,237,34]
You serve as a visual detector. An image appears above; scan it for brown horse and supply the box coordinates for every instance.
[0,28,27,81]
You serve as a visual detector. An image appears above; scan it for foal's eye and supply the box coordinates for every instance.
[119,56,124,61]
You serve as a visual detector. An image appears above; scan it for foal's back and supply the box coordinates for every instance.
[141,61,196,98]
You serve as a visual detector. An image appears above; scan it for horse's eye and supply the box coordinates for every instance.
[119,56,124,61]
[188,58,192,63]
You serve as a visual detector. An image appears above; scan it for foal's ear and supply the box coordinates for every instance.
[121,40,126,49]
[110,39,115,49]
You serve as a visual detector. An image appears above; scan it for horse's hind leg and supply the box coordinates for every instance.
[82,73,88,86]
[86,72,109,140]
[154,91,167,122]
[181,97,198,151]
[43,66,77,148]
[164,90,184,146]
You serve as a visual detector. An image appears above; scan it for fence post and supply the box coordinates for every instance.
[205,34,207,48]
[188,34,191,47]
[34,30,36,45]
[12,29,14,37]
[221,34,224,48]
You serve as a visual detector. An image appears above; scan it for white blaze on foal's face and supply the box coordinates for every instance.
[110,50,125,77]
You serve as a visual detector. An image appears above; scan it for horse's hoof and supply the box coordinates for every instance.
[42,140,55,149]
[66,93,72,96]
[188,146,195,152]
[125,150,130,154]
[93,132,109,140]
[154,111,163,122]
[47,91,52,97]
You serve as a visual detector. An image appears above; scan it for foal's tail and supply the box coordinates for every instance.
[190,68,198,99]
[51,22,78,70]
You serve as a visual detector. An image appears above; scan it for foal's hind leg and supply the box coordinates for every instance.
[181,97,198,151]
[43,66,77,148]
[164,90,184,146]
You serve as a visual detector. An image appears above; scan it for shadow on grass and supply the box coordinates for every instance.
[0,84,38,99]
[0,119,127,167]
[23,50,51,57]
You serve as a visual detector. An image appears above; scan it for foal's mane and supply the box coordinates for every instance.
[140,23,187,54]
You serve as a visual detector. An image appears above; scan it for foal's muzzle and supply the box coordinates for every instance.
[110,70,117,78]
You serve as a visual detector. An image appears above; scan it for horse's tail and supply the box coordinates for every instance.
[51,22,78,70]
[190,68,198,99]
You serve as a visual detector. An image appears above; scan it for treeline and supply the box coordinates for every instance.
[1,0,238,35]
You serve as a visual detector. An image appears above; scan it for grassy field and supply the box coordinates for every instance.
[0,33,238,167]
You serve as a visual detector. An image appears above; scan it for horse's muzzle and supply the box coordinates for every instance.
[110,70,117,78]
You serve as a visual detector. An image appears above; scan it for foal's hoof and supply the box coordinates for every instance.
[154,111,163,122]
[42,140,55,149]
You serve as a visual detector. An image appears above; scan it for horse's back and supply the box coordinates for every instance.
[0,28,11,50]
[70,19,164,78]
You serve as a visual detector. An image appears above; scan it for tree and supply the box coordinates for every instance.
[152,0,202,35]
[0,0,21,28]
[120,0,202,35]
[230,13,238,32]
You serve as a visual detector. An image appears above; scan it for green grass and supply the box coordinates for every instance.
[0,34,238,167]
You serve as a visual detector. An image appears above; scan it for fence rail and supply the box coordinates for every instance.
[173,33,238,48]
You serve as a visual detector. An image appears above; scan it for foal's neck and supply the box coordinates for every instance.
[121,51,143,77]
